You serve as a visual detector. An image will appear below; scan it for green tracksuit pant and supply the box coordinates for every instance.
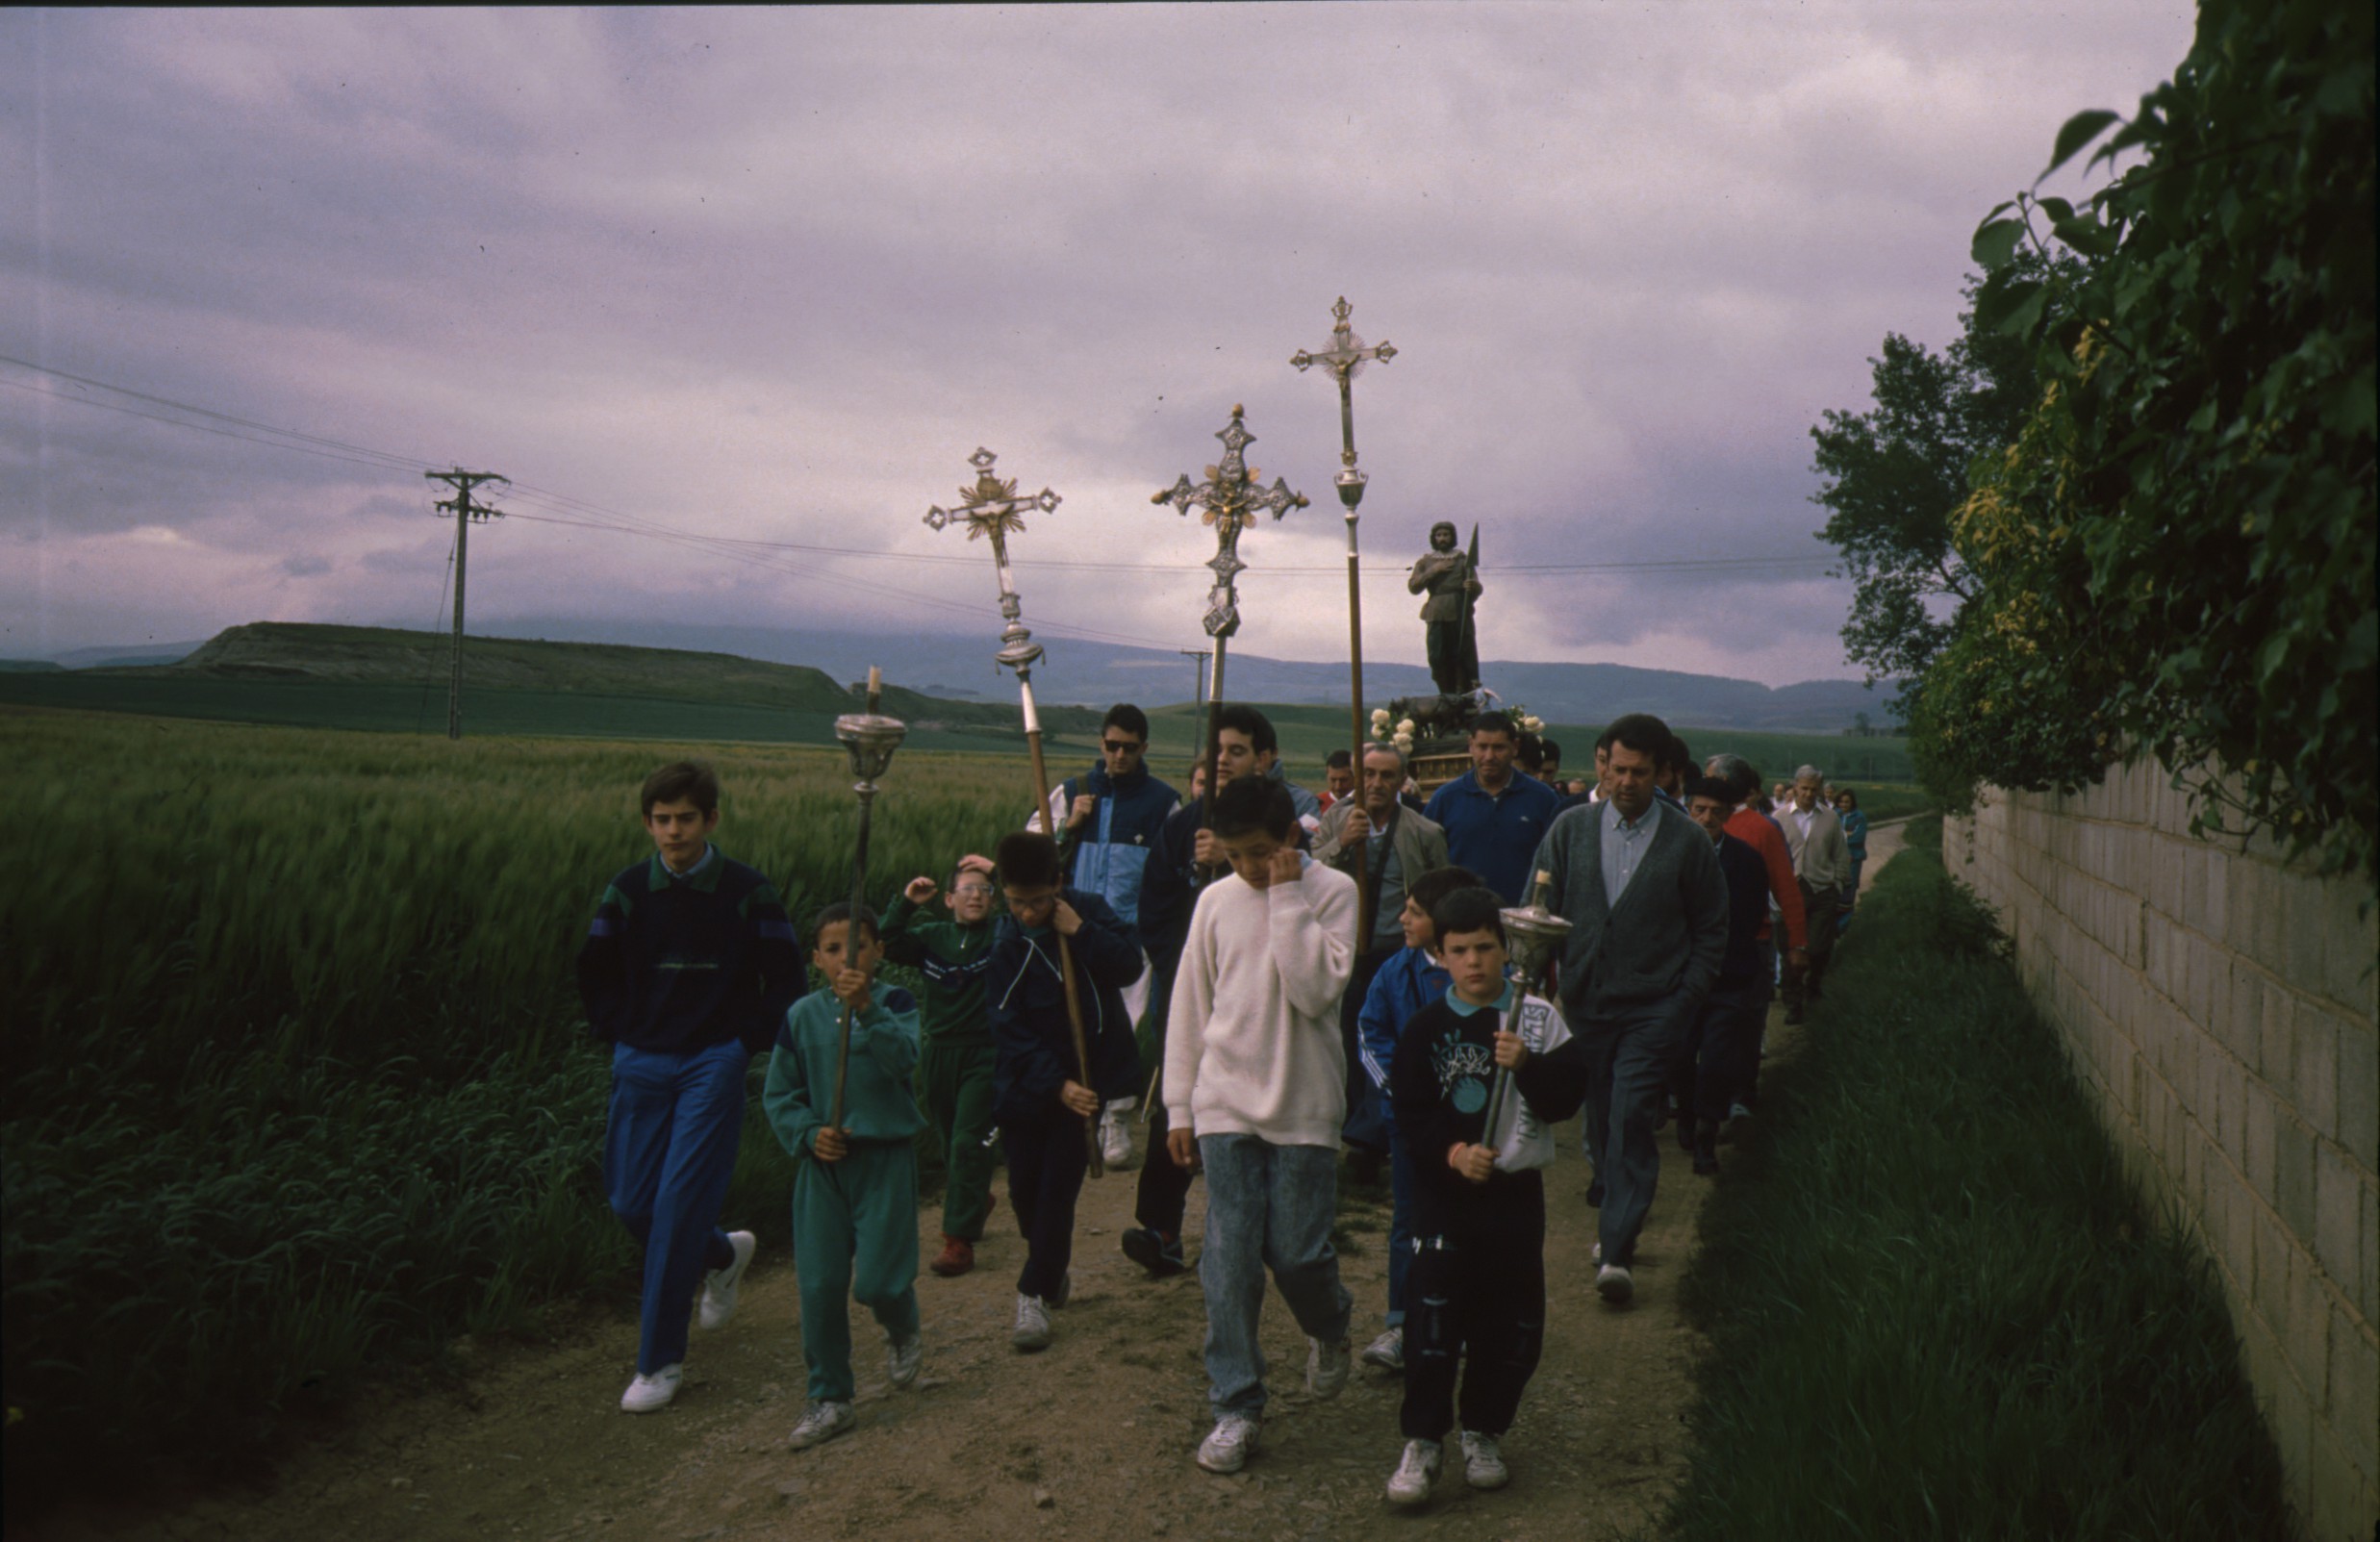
[791,1140,921,1403]
[919,1038,999,1241]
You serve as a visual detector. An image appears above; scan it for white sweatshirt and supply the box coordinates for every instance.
[1163,858,1358,1148]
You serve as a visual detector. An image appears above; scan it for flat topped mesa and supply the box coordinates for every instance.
[1151,404,1309,641]
[924,447,1061,670]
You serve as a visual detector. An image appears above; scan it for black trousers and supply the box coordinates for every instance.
[1001,1104,1090,1301]
[1670,971,1768,1125]
[1135,930,1196,1236]
[1401,1174,1546,1442]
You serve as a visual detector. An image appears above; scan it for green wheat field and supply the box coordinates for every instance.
[0,695,1919,1496]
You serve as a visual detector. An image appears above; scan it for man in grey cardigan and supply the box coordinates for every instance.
[1778,764,1853,1024]
[1529,713,1729,1304]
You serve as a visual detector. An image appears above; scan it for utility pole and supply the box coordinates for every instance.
[425,468,509,741]
[1177,647,1210,715]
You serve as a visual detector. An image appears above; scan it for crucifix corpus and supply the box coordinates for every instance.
[1291,295,1396,946]
[1151,405,1310,828]
[924,448,1103,1177]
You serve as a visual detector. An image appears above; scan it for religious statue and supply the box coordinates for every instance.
[1407,519,1481,695]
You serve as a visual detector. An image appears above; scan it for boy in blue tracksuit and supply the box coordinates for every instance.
[985,828,1144,1352]
[763,901,925,1451]
[1354,863,1481,1373]
[575,760,805,1416]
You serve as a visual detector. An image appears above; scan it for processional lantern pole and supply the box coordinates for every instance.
[1292,296,1397,947]
[924,449,1104,1177]
[830,668,905,1130]
[1151,405,1309,830]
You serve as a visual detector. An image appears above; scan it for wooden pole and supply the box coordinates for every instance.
[1021,665,1105,1178]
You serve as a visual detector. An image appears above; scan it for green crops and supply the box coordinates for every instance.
[1663,818,2290,1541]
[0,709,1033,1500]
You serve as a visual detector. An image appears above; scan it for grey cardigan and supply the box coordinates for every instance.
[1529,797,1731,1019]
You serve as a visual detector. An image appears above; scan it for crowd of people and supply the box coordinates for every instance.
[572,702,1873,1506]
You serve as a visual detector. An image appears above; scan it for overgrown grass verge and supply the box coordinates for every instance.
[1663,816,2290,1541]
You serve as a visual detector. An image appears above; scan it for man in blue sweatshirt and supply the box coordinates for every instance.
[576,761,805,1414]
[1424,712,1563,904]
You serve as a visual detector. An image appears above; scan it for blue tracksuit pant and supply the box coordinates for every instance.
[606,1038,747,1374]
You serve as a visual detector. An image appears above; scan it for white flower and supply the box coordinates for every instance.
[1370,707,1391,729]
[1397,718,1416,736]
[1523,715,1544,734]
[1393,732,1414,753]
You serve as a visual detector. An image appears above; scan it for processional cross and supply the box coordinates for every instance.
[1291,296,1397,943]
[924,449,1104,1176]
[1152,405,1309,822]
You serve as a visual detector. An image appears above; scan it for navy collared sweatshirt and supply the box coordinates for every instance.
[575,847,805,1056]
[983,886,1144,1125]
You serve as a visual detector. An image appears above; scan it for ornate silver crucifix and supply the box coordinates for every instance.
[924,449,1105,1176]
[1292,296,1397,944]
[1152,404,1309,822]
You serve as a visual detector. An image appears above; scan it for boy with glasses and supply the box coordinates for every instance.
[1039,704,1177,1164]
[984,830,1144,1352]
[882,854,1001,1277]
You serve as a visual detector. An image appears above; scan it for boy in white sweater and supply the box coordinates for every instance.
[1163,775,1359,1475]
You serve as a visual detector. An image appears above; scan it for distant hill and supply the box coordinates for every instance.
[461,616,1904,733]
[0,659,63,672]
[111,622,1104,736]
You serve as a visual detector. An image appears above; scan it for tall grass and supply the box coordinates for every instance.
[1664,817,2290,1540]
[1,708,1032,1503]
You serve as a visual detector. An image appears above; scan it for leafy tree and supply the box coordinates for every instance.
[1942,0,2375,880]
[1809,258,2067,697]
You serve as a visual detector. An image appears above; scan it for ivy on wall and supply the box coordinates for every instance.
[1925,0,2375,882]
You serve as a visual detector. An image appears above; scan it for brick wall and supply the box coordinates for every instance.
[1950,762,2377,1539]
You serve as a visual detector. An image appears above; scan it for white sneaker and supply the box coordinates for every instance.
[787,1398,854,1450]
[1306,1334,1352,1399]
[620,1363,681,1413]
[1385,1438,1441,1505]
[1100,1103,1133,1167]
[1596,1262,1634,1303]
[1459,1429,1509,1488]
[1360,1325,1405,1371]
[697,1230,757,1330]
[1197,1413,1259,1474]
[887,1328,923,1388]
[1013,1293,1053,1352]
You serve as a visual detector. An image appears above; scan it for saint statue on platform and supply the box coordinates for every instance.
[1407,520,1481,696]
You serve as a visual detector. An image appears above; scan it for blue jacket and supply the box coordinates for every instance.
[1057,762,1178,927]
[1839,807,1869,857]
[984,887,1145,1124]
[1356,945,1451,1093]
[1423,769,1565,904]
[1712,832,1772,984]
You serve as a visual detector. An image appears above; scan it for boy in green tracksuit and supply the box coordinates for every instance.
[762,901,925,1452]
[880,854,1000,1278]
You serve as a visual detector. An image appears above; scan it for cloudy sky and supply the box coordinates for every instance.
[4,3,2195,682]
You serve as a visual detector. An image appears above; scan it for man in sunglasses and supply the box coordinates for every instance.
[1035,704,1179,1165]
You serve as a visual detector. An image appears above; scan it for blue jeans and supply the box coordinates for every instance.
[1574,996,1686,1269]
[1197,1135,1353,1416]
[605,1038,748,1374]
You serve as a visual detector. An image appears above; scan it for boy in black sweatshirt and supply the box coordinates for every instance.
[1384,886,1589,1505]
[985,829,1143,1353]
[575,761,806,1415]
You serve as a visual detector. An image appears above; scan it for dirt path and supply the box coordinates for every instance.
[40,824,1913,1542]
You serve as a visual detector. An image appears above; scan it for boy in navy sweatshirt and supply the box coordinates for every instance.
[575,760,805,1415]
[1384,887,1589,1506]
[984,830,1143,1353]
